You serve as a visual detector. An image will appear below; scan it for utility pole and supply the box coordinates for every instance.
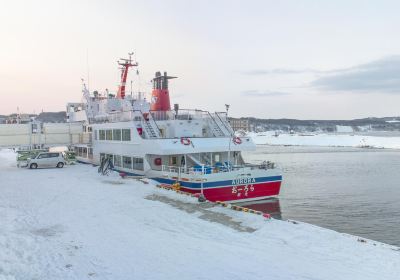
[225,104,231,171]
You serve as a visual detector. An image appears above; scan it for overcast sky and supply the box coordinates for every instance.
[0,0,399,119]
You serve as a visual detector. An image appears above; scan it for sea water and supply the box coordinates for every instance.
[243,146,400,246]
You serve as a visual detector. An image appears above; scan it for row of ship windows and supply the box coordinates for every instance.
[100,153,144,171]
[74,147,93,159]
[95,129,131,141]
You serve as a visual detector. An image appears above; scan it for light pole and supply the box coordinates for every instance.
[225,104,231,171]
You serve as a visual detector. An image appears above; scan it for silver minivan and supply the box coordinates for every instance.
[28,152,66,169]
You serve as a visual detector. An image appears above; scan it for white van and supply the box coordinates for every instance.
[27,152,66,169]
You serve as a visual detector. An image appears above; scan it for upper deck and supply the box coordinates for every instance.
[90,108,236,140]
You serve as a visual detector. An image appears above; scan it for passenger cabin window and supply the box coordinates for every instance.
[106,130,113,140]
[133,157,144,170]
[122,129,131,141]
[123,156,132,169]
[171,156,177,165]
[114,155,122,167]
[38,154,48,159]
[113,129,122,141]
[99,130,105,140]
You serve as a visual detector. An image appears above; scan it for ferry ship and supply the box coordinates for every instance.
[67,54,282,202]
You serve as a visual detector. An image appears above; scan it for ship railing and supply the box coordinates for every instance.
[90,110,136,123]
[150,109,212,121]
[150,110,175,121]
[161,162,275,177]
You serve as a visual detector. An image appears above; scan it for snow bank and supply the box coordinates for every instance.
[1,149,399,280]
[336,125,353,133]
[250,132,400,149]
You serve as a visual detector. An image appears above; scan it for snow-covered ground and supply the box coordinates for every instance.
[250,131,400,149]
[1,149,399,280]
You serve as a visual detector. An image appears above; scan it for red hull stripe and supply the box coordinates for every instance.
[180,181,282,202]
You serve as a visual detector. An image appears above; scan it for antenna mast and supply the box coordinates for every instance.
[116,52,138,99]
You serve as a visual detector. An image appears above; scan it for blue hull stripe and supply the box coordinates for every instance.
[78,161,143,177]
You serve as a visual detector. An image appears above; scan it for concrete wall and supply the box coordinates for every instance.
[0,123,85,147]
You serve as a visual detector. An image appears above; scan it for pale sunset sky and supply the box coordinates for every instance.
[0,0,399,119]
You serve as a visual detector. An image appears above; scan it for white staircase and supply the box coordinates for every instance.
[215,112,235,135]
[135,111,161,139]
[208,113,227,137]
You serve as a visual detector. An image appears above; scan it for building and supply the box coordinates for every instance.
[0,122,84,148]
[229,118,250,132]
[6,114,34,124]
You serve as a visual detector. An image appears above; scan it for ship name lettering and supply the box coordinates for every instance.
[231,178,256,185]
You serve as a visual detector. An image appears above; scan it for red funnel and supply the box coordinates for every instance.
[150,72,176,111]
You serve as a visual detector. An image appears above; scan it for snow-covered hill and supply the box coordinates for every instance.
[1,149,399,280]
[250,131,400,149]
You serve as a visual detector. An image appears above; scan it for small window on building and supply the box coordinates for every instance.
[99,130,105,140]
[88,127,92,132]
[113,129,122,141]
[106,130,113,140]
[133,157,144,170]
[123,156,132,169]
[114,155,122,167]
[122,129,131,141]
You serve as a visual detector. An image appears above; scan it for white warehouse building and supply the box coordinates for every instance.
[0,122,85,148]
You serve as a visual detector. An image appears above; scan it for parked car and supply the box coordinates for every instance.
[27,152,66,169]
[16,149,47,168]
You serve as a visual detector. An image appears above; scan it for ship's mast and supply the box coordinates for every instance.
[117,52,138,99]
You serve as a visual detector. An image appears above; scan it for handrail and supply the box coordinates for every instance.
[142,110,161,136]
[206,111,227,137]
[215,112,235,136]
[160,162,274,176]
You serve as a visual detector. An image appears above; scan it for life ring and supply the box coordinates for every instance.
[181,137,191,145]
[154,158,162,166]
[233,137,242,145]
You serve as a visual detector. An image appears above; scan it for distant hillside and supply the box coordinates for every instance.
[35,112,66,123]
[232,116,400,132]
